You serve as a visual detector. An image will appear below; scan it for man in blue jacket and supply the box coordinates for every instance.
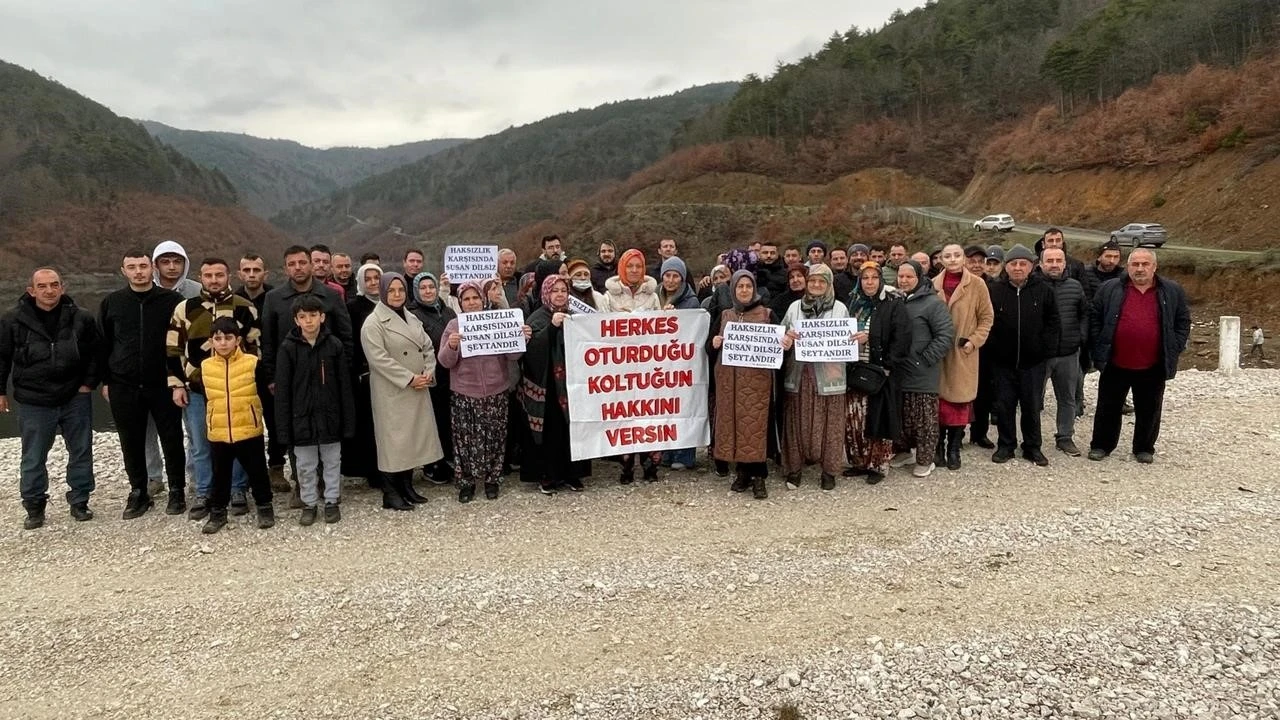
[1087,249,1190,464]
[0,269,102,529]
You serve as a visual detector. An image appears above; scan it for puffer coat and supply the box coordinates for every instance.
[201,348,264,443]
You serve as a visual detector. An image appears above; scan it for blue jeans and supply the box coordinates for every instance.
[18,392,95,504]
[186,392,246,496]
[662,448,697,468]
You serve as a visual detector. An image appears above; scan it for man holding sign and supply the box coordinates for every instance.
[708,271,785,499]
[779,264,851,492]
[437,281,531,503]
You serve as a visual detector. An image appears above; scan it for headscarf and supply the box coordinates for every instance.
[849,261,885,324]
[565,257,591,277]
[618,248,646,287]
[516,272,536,304]
[723,248,758,273]
[729,269,760,312]
[540,275,569,313]
[455,280,486,314]
[800,263,835,319]
[481,277,508,310]
[355,262,382,299]
[710,264,730,283]
[413,271,441,310]
[380,272,408,317]
[898,260,926,294]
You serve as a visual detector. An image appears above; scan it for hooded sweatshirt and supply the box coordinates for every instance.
[152,240,202,299]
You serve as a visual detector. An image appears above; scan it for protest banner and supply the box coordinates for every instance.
[794,317,860,362]
[721,322,785,369]
[443,245,500,282]
[565,310,710,460]
[567,296,596,315]
[459,308,526,358]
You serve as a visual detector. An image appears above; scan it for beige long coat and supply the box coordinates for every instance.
[933,270,994,403]
[361,302,444,472]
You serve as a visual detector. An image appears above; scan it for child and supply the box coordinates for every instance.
[274,295,355,525]
[200,317,275,533]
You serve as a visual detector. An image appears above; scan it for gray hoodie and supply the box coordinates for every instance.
[152,240,202,299]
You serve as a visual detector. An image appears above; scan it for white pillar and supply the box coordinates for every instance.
[1219,316,1241,374]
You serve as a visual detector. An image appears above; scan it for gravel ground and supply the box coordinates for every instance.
[1,369,1277,719]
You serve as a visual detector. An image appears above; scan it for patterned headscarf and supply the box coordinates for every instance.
[455,280,486,314]
[481,277,508,309]
[540,275,569,312]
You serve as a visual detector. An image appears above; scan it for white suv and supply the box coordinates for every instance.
[973,214,1015,232]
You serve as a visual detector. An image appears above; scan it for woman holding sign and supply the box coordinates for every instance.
[521,275,589,494]
[780,264,849,491]
[362,272,445,510]
[437,281,531,502]
[708,271,778,499]
[845,262,912,485]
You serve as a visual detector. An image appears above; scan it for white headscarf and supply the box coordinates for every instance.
[355,262,383,298]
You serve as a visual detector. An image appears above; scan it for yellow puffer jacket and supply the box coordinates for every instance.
[201,349,264,443]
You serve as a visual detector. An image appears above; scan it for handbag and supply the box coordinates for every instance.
[847,360,888,395]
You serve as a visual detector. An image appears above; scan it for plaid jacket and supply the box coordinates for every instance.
[166,288,261,393]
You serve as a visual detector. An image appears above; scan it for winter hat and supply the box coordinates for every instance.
[805,239,829,255]
[985,245,1005,262]
[849,243,871,255]
[565,257,590,276]
[1004,244,1036,263]
[659,256,688,282]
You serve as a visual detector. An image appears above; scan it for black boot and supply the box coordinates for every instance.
[946,427,964,471]
[201,507,228,534]
[820,473,836,491]
[619,457,635,485]
[934,432,947,467]
[22,498,46,530]
[642,459,660,482]
[165,489,187,515]
[730,467,751,493]
[122,488,153,520]
[402,477,428,504]
[256,503,275,529]
[484,482,500,500]
[382,473,414,511]
[752,476,768,500]
[68,501,93,522]
[458,484,475,504]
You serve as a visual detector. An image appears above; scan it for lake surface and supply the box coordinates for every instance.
[0,394,118,438]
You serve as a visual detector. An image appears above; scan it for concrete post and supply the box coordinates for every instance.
[1219,316,1241,374]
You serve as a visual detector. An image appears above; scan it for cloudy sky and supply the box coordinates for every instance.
[1,0,920,148]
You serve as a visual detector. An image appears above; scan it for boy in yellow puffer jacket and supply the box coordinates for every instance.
[200,317,275,533]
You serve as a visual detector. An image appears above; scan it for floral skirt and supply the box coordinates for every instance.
[846,391,894,473]
[451,392,508,487]
[783,368,845,476]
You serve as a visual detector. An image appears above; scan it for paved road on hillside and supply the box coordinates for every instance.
[904,206,1264,258]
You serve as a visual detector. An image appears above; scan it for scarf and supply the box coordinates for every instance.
[356,262,382,299]
[729,269,760,313]
[618,248,646,289]
[413,271,441,311]
[540,275,569,312]
[849,261,885,325]
[800,263,835,319]
[456,280,486,314]
[380,272,408,320]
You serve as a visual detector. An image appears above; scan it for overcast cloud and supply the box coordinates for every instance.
[1,0,920,148]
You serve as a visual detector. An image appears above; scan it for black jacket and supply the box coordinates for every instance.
[864,292,913,441]
[99,285,183,388]
[832,270,855,306]
[1080,263,1124,302]
[261,281,352,382]
[987,275,1059,369]
[1044,275,1088,358]
[1089,275,1191,380]
[235,283,273,316]
[755,261,789,300]
[590,261,616,294]
[274,327,356,447]
[0,295,101,407]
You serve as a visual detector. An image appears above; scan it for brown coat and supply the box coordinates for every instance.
[712,304,774,463]
[933,271,994,403]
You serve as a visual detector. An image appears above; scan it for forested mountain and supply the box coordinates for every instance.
[0,60,294,271]
[273,83,738,238]
[140,122,468,217]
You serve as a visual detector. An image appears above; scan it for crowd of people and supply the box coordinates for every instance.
[0,229,1191,532]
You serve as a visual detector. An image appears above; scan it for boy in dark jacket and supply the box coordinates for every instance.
[274,296,355,525]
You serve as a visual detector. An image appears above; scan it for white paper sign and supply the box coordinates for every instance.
[459,308,526,358]
[794,317,860,362]
[443,245,500,282]
[568,296,597,315]
[721,322,785,369]
[565,310,710,461]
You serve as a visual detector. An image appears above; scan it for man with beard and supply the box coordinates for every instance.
[310,244,347,300]
[590,242,616,293]
[332,252,356,299]
[235,253,286,487]
[754,241,787,300]
[828,247,854,301]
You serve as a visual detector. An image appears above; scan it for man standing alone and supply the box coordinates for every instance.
[1088,249,1190,464]
[0,269,101,529]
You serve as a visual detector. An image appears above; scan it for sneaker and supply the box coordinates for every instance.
[299,506,318,526]
[188,495,209,521]
[69,502,94,522]
[458,485,475,504]
[991,448,1014,464]
[256,504,275,529]
[889,451,915,468]
[563,479,582,493]
[229,490,249,516]
[486,482,504,498]
[164,490,186,516]
[1087,448,1109,461]
[1022,449,1050,467]
[865,471,885,485]
[1056,439,1082,457]
[784,473,801,490]
[1134,452,1155,464]
[268,465,290,493]
[670,462,687,471]
[912,462,935,478]
[324,502,341,523]
[820,473,835,491]
[122,489,153,520]
[971,435,995,450]
[147,479,165,500]
[538,483,557,496]
[842,466,868,477]
[201,513,227,534]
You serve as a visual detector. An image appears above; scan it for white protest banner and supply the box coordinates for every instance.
[721,322,785,369]
[794,317,860,362]
[459,308,526,358]
[568,296,596,315]
[565,310,710,461]
[443,245,500,282]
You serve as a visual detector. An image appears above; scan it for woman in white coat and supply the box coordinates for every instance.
[362,272,444,511]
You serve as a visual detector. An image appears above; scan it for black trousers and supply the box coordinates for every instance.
[109,384,185,492]
[1090,364,1166,455]
[993,363,1047,453]
[209,436,273,510]
[971,355,995,440]
[258,377,286,468]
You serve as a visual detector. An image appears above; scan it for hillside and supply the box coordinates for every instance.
[272,83,739,240]
[141,122,467,217]
[0,59,295,270]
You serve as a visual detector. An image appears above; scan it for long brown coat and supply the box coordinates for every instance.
[933,270,994,403]
[712,304,774,463]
